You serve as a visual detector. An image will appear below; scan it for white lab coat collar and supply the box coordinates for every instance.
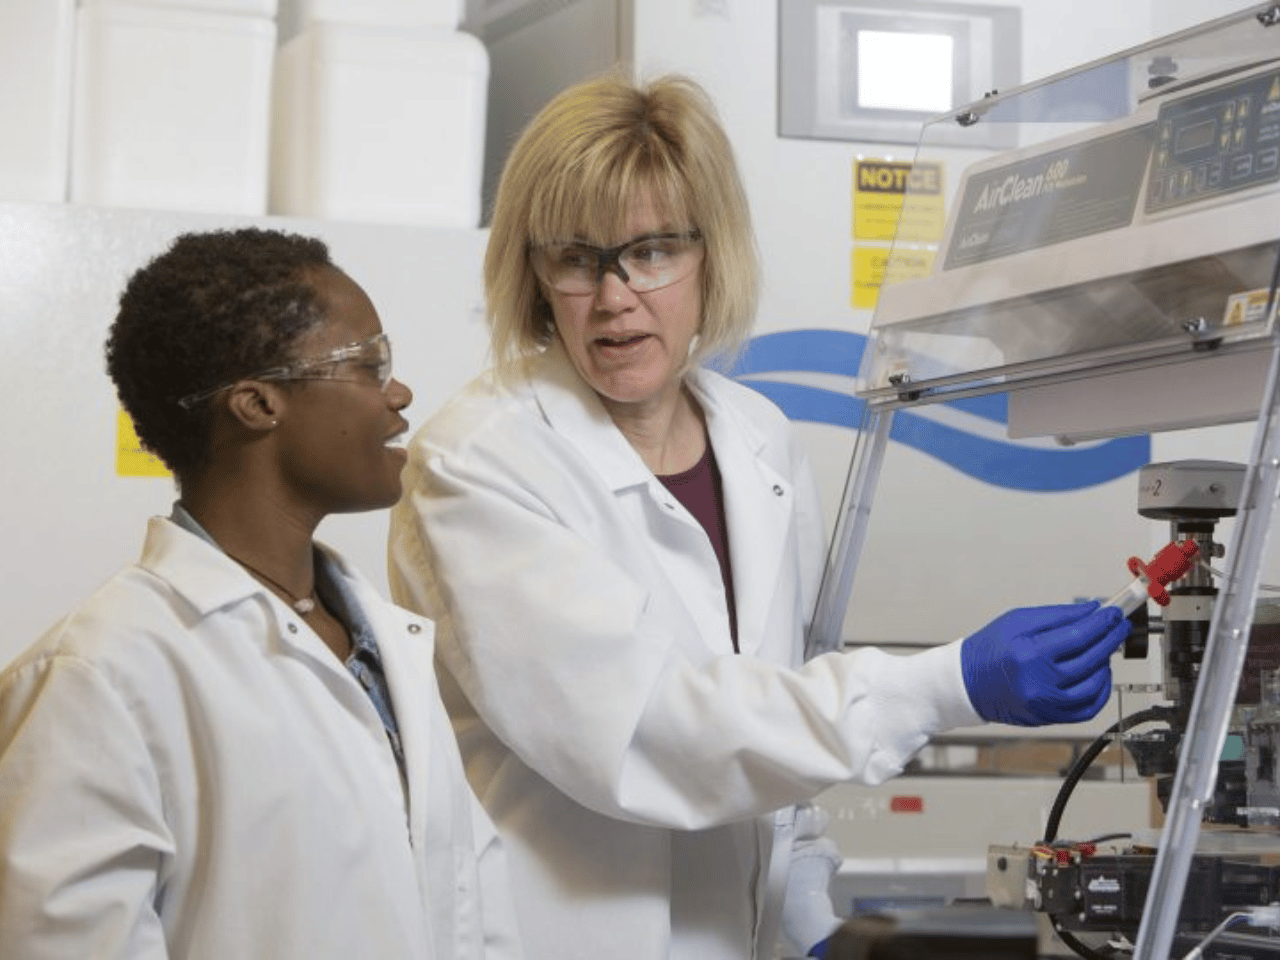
[528,340,780,490]
[142,515,423,642]
[528,340,655,493]
[141,515,270,619]
[527,342,794,657]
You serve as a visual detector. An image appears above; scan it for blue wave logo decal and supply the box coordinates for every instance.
[727,329,1149,492]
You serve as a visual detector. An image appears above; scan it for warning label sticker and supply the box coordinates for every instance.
[1222,288,1276,328]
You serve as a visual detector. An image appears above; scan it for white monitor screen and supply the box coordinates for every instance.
[857,30,954,112]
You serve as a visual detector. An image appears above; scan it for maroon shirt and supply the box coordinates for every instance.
[657,444,739,652]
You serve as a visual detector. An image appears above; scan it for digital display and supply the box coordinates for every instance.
[1174,118,1217,157]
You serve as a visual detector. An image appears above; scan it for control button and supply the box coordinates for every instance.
[1231,154,1254,179]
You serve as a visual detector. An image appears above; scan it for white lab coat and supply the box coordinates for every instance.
[388,342,982,960]
[0,517,523,960]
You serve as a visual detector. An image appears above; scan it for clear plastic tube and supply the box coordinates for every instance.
[1104,576,1151,617]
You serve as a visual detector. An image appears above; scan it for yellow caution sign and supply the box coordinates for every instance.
[117,408,171,478]
[852,160,945,243]
[851,245,935,310]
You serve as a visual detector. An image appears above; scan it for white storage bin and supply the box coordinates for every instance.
[0,0,75,202]
[78,0,278,15]
[71,2,276,214]
[271,22,488,227]
[277,0,463,39]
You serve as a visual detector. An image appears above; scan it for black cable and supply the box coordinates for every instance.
[1051,915,1117,960]
[1038,705,1179,960]
[1043,704,1178,844]
[1085,832,1133,844]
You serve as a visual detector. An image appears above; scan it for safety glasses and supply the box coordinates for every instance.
[177,332,393,410]
[530,230,703,295]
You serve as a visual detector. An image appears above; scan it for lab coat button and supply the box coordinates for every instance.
[407,623,422,634]
[287,623,299,634]
[772,485,784,496]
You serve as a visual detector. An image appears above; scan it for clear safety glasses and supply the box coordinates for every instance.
[530,230,704,295]
[177,332,393,410]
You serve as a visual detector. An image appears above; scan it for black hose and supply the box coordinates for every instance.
[1040,705,1179,960]
[1042,705,1178,844]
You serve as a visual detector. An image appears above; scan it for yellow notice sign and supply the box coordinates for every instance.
[851,246,936,310]
[117,408,171,478]
[853,160,946,242]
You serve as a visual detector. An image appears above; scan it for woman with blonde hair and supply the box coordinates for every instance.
[390,71,1129,960]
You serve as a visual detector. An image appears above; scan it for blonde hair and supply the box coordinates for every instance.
[484,69,760,372]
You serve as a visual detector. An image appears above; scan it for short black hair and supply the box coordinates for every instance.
[105,227,334,479]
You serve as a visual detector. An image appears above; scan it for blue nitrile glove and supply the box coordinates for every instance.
[961,601,1130,726]
[808,934,833,958]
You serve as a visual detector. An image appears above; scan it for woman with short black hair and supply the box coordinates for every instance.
[0,227,523,960]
